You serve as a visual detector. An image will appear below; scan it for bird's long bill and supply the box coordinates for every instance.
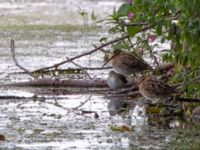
[101,53,116,68]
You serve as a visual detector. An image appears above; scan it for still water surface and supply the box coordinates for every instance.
[0,1,196,149]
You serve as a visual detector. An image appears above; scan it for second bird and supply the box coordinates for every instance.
[138,75,180,104]
[111,50,152,77]
[107,71,127,90]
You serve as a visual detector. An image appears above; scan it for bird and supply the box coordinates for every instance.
[110,50,152,77]
[107,71,127,89]
[138,75,180,104]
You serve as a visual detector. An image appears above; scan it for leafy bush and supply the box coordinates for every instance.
[105,0,200,98]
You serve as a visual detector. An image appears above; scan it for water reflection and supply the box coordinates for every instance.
[0,86,198,149]
[0,0,199,149]
[107,98,135,116]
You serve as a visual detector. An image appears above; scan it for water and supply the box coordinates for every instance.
[0,0,199,150]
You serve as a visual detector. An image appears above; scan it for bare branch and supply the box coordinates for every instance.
[4,78,108,87]
[83,66,112,70]
[73,95,92,109]
[10,39,36,78]
[33,35,129,73]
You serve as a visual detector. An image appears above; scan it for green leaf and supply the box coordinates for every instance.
[156,24,162,35]
[127,26,141,37]
[91,10,97,21]
[112,7,119,20]
[79,10,87,17]
[99,37,107,43]
[112,41,127,50]
[117,3,130,17]
[162,53,173,62]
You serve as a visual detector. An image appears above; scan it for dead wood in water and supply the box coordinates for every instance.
[5,78,108,87]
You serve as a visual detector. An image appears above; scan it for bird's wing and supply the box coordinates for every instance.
[147,78,172,95]
[121,54,149,69]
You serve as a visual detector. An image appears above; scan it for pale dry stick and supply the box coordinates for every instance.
[66,57,92,79]
[10,39,36,78]
[33,35,129,73]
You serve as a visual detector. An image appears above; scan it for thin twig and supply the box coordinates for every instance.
[92,44,107,53]
[123,22,148,26]
[10,39,36,78]
[83,66,112,70]
[73,95,92,109]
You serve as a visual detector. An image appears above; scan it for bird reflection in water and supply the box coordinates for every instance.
[107,99,135,116]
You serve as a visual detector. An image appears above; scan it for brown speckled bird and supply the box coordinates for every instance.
[138,75,180,104]
[110,50,152,77]
[107,71,127,89]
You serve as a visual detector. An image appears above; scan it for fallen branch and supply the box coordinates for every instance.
[4,78,108,87]
[0,95,32,99]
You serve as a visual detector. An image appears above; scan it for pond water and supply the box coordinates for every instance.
[0,0,200,150]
